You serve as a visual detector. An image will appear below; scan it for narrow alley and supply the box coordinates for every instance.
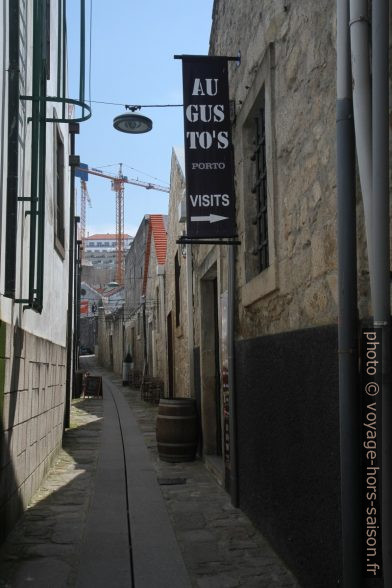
[0,359,298,587]
[1,0,391,585]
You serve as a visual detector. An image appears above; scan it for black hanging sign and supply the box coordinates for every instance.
[176,55,236,239]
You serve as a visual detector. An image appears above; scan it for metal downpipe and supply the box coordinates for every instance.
[36,75,47,312]
[28,0,42,306]
[349,0,374,304]
[4,0,20,298]
[337,0,360,585]
[228,245,238,507]
[186,244,195,398]
[65,123,79,429]
[372,0,391,582]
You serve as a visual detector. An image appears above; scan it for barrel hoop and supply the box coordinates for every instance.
[157,442,196,448]
[157,415,196,420]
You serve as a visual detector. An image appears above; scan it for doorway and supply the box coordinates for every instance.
[109,334,113,370]
[200,273,223,460]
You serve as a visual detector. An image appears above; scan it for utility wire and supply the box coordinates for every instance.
[87,162,169,186]
[123,164,169,186]
[89,99,183,109]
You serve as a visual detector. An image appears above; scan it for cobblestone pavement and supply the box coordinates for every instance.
[0,399,103,588]
[0,362,300,588]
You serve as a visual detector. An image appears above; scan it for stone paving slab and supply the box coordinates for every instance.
[0,359,300,588]
[102,373,192,588]
[94,364,300,588]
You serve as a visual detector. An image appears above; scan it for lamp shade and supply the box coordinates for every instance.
[113,113,153,134]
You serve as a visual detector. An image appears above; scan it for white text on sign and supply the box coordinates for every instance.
[189,194,230,207]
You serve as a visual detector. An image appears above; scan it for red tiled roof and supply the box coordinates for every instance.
[85,233,132,240]
[142,215,167,295]
[142,224,152,295]
[149,215,167,265]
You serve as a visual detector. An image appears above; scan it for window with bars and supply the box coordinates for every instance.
[252,105,269,273]
[239,45,277,303]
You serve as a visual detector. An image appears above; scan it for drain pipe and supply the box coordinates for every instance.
[349,0,374,302]
[337,0,360,585]
[4,0,19,298]
[372,0,391,581]
[64,123,79,429]
[228,245,238,507]
[186,244,195,397]
[75,233,82,372]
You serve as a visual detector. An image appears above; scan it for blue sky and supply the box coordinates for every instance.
[67,1,214,237]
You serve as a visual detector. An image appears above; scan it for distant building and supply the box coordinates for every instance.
[84,233,133,252]
[80,283,102,351]
[82,234,133,288]
[97,215,168,382]
[123,215,168,379]
[84,250,117,269]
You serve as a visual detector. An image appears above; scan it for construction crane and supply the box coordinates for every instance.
[76,163,169,284]
[79,179,91,262]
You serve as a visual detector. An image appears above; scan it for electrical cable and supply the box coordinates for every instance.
[122,164,169,186]
[86,162,169,187]
[88,99,183,109]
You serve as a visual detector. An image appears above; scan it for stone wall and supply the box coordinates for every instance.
[144,239,165,381]
[125,218,149,319]
[0,322,66,542]
[206,0,344,340]
[112,318,123,376]
[97,310,111,370]
[123,218,149,374]
[187,1,359,585]
[97,310,123,376]
[165,151,192,398]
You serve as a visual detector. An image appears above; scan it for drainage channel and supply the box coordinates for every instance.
[107,385,135,588]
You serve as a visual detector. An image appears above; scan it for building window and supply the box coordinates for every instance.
[175,252,181,327]
[54,122,65,257]
[238,44,277,305]
[252,104,269,272]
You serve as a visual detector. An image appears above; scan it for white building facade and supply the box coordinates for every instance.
[0,1,89,541]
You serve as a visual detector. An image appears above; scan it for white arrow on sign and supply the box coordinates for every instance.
[190,214,229,223]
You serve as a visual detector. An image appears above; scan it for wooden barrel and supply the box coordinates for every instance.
[156,398,198,462]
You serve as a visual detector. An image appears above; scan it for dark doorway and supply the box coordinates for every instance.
[109,334,113,370]
[148,322,153,375]
[213,279,222,456]
[200,270,223,459]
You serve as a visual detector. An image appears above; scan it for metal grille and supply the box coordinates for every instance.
[252,106,269,272]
